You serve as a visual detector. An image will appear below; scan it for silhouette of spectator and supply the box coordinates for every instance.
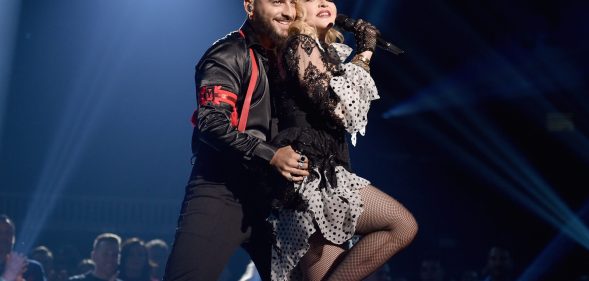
[419,258,445,281]
[144,239,168,280]
[119,238,153,281]
[31,246,55,281]
[68,233,121,281]
[481,247,514,281]
[0,214,46,281]
[76,259,94,275]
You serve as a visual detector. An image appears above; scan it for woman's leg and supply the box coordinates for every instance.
[325,185,418,281]
[299,233,347,281]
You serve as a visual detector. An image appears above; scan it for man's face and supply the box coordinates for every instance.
[91,241,119,277]
[0,221,15,259]
[250,0,296,45]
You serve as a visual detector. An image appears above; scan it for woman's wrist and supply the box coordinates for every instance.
[358,50,373,61]
[351,53,371,73]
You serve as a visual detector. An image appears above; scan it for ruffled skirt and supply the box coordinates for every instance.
[268,127,369,280]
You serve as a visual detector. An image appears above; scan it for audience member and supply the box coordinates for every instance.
[31,246,55,281]
[119,238,153,281]
[144,239,168,280]
[0,215,46,281]
[68,233,121,281]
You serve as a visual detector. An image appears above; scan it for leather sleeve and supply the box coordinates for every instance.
[194,38,277,162]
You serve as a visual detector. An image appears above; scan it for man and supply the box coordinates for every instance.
[69,233,121,281]
[145,239,168,280]
[0,215,45,281]
[30,246,54,281]
[163,1,306,281]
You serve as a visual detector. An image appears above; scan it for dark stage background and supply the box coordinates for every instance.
[1,0,588,280]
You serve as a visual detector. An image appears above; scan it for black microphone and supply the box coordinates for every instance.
[335,14,405,55]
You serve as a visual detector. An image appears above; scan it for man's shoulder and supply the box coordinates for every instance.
[24,259,45,281]
[203,31,248,60]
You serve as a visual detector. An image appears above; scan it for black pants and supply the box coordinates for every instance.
[163,168,273,281]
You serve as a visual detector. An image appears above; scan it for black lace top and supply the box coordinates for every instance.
[269,34,352,190]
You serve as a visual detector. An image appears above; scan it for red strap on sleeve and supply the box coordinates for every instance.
[238,48,258,132]
[191,29,258,131]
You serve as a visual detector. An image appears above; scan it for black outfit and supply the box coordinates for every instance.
[163,21,277,281]
[270,35,352,186]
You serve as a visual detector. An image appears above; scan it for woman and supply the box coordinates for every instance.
[119,238,155,281]
[267,0,419,280]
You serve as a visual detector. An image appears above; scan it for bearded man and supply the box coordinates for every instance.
[163,1,308,281]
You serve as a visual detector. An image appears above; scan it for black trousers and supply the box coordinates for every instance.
[163,165,273,281]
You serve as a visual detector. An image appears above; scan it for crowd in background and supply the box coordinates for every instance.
[1,214,587,281]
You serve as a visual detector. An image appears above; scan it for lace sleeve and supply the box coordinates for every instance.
[284,35,343,128]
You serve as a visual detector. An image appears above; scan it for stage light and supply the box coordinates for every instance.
[517,200,589,281]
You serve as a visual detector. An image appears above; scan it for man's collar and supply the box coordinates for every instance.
[239,20,265,49]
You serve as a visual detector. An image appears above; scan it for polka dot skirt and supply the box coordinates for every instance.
[268,166,370,280]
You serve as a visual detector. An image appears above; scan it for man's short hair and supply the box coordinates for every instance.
[92,233,121,250]
[0,214,15,229]
[145,239,169,250]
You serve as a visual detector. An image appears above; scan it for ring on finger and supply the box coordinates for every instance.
[299,154,307,162]
[288,174,293,181]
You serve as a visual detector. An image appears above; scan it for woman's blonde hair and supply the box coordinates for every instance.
[288,1,344,44]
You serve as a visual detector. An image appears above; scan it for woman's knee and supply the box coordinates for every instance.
[384,206,418,245]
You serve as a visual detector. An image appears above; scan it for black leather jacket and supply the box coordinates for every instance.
[192,21,277,167]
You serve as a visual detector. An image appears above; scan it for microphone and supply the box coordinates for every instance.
[335,14,405,55]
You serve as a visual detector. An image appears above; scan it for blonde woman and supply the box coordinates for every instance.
[267,0,419,280]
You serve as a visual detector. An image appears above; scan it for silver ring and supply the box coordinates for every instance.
[299,154,306,162]
[297,161,304,169]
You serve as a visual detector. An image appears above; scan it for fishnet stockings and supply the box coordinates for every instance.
[299,185,418,281]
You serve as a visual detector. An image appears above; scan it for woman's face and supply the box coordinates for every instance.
[302,0,336,34]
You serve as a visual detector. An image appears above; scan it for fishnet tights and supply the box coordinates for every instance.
[299,185,418,281]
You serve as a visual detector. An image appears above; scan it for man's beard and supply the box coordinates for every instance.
[253,16,289,46]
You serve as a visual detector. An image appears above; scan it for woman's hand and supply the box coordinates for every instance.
[352,19,380,54]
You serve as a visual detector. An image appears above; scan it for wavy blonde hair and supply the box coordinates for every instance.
[288,1,344,44]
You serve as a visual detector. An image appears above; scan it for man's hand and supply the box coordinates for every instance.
[270,146,309,182]
[1,252,27,281]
